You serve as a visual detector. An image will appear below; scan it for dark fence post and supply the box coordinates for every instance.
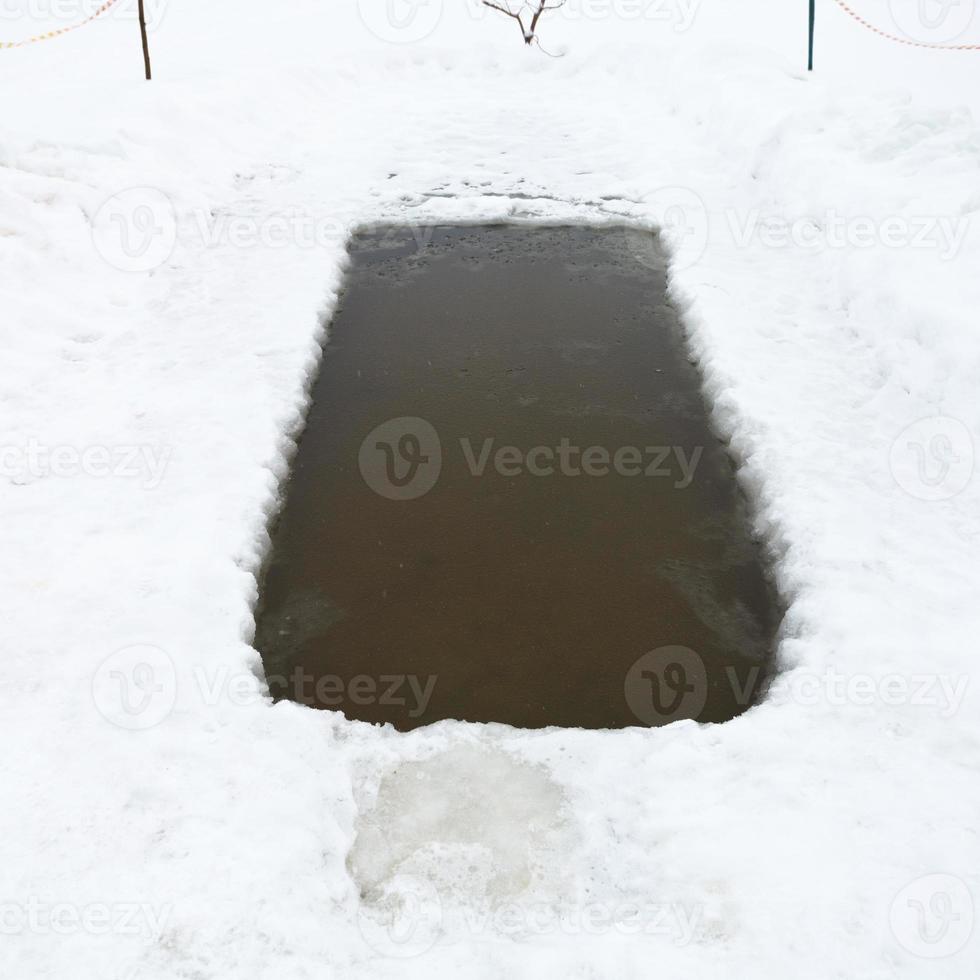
[808,0,816,70]
[139,0,152,80]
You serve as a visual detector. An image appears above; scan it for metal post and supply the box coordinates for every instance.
[808,0,816,71]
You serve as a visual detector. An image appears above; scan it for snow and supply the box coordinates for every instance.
[2,1,979,977]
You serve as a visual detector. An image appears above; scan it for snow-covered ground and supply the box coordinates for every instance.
[2,1,979,977]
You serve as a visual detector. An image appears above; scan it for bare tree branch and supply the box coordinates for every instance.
[483,0,566,48]
[482,1,528,42]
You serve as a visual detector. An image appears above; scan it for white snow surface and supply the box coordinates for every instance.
[2,1,980,977]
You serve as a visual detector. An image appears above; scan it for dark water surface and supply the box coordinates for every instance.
[254,226,778,730]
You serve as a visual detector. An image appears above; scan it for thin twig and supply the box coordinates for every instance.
[483,0,566,47]
[532,35,565,58]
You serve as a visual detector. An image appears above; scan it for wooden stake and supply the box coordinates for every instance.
[139,0,151,80]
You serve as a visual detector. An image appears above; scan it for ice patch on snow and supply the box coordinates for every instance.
[348,744,573,912]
